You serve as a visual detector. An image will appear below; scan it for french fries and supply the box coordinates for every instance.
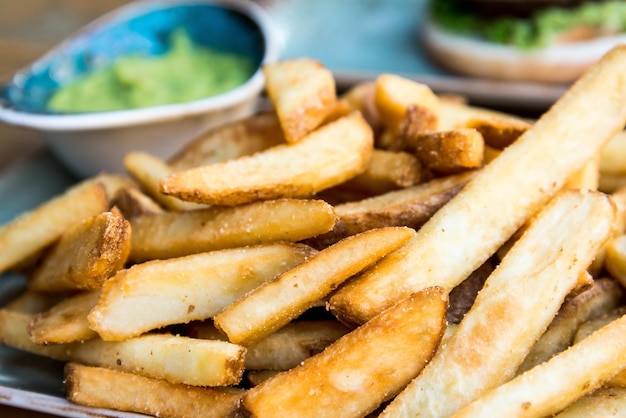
[264,58,337,143]
[188,320,350,371]
[242,287,448,418]
[159,112,373,205]
[29,291,100,344]
[0,180,109,274]
[89,243,316,341]
[28,210,130,292]
[214,227,415,345]
[4,47,626,418]
[517,277,623,374]
[168,111,285,170]
[0,309,245,386]
[329,45,626,326]
[128,199,335,262]
[307,170,477,248]
[123,151,205,211]
[379,189,616,418]
[65,363,244,418]
[407,128,485,174]
[452,312,626,418]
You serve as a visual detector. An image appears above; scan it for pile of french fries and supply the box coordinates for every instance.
[3,48,626,417]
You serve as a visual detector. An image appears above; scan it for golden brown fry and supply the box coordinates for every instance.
[308,170,476,248]
[264,58,337,143]
[214,227,416,345]
[65,363,244,418]
[111,186,163,219]
[189,320,351,371]
[552,386,626,418]
[340,81,380,131]
[159,112,373,206]
[28,211,130,293]
[242,287,447,418]
[465,113,530,149]
[123,151,205,211]
[337,149,424,195]
[517,277,623,374]
[0,180,109,274]
[29,291,100,345]
[90,243,315,341]
[375,73,439,130]
[0,309,246,386]
[452,313,626,418]
[438,97,530,132]
[329,46,626,326]
[380,189,616,418]
[128,199,334,262]
[168,111,285,170]
[408,128,485,174]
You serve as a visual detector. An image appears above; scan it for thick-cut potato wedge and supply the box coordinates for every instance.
[214,227,415,346]
[380,189,616,418]
[128,199,334,262]
[263,58,336,143]
[168,111,285,170]
[574,306,626,344]
[29,291,100,345]
[28,211,130,292]
[408,128,485,174]
[159,112,373,206]
[0,180,109,274]
[438,97,530,136]
[89,243,316,341]
[329,46,626,325]
[308,170,477,248]
[65,363,244,418]
[465,113,530,149]
[452,313,626,418]
[242,287,447,418]
[553,386,626,418]
[0,309,245,386]
[382,104,440,151]
[375,73,440,130]
[123,151,205,211]
[340,81,380,131]
[338,149,424,195]
[517,278,623,374]
[0,309,74,360]
[111,186,163,219]
[189,320,351,371]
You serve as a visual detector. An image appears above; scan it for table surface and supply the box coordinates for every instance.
[0,2,133,416]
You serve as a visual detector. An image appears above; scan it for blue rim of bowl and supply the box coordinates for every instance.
[0,0,279,132]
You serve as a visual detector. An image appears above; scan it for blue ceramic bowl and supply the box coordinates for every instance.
[0,0,278,177]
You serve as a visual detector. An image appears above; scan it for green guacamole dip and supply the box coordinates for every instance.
[430,0,626,49]
[47,30,255,113]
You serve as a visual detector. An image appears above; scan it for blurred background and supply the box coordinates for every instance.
[0,1,135,171]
